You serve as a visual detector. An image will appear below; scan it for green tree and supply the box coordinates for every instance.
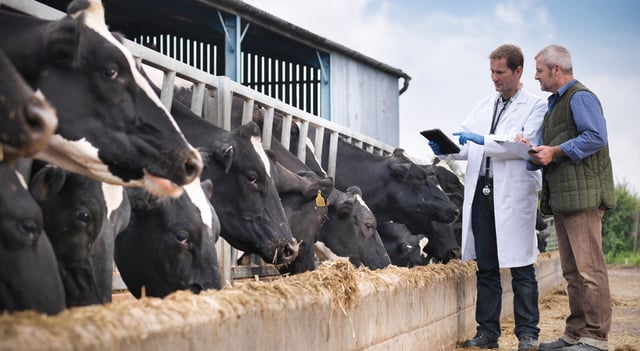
[602,182,639,257]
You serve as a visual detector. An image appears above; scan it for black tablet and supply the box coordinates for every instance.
[420,129,461,154]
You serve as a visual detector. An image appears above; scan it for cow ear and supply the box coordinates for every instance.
[212,142,234,174]
[29,165,67,201]
[200,179,213,200]
[388,159,411,178]
[43,17,80,67]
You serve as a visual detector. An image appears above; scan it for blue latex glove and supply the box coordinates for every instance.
[428,141,442,155]
[453,131,484,145]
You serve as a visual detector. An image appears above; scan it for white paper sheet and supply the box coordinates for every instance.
[495,140,535,160]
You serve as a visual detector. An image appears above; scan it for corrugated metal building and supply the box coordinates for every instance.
[38,0,411,146]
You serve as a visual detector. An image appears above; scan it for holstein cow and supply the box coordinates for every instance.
[378,221,429,267]
[265,147,333,274]
[115,178,222,298]
[0,49,57,163]
[269,140,391,271]
[316,186,391,270]
[322,139,459,227]
[0,0,202,197]
[0,163,65,315]
[168,98,298,265]
[29,165,131,307]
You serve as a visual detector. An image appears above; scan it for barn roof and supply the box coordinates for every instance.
[37,0,411,94]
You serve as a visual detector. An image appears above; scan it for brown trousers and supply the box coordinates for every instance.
[554,207,611,342]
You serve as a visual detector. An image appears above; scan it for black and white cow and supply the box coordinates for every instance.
[316,186,391,270]
[0,49,57,163]
[323,140,459,228]
[168,98,298,265]
[115,178,222,298]
[378,221,430,267]
[29,165,130,307]
[0,163,65,314]
[0,0,202,197]
[266,147,333,274]
[267,140,391,271]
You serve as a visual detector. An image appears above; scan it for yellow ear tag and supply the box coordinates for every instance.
[315,189,327,207]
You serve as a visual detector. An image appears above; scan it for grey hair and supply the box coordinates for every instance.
[535,45,573,74]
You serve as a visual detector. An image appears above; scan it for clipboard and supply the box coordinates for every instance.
[420,129,460,154]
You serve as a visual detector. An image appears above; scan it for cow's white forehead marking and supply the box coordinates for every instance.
[72,1,192,148]
[14,171,28,190]
[418,237,429,258]
[101,183,124,220]
[250,135,271,177]
[183,178,213,234]
[354,194,371,212]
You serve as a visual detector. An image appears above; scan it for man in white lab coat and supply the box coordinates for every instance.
[430,44,547,351]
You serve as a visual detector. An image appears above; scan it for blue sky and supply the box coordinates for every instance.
[246,0,640,194]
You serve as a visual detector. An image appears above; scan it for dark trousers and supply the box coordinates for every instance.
[471,178,540,339]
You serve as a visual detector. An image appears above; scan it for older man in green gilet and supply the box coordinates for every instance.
[529,45,615,351]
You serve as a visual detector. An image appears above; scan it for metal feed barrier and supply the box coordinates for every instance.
[2,0,398,286]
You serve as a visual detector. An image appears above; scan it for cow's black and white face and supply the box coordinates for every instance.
[0,50,57,163]
[379,222,429,268]
[0,164,65,315]
[318,188,390,270]
[197,122,299,266]
[116,179,222,298]
[0,0,202,197]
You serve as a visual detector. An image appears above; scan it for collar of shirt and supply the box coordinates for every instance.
[548,79,577,110]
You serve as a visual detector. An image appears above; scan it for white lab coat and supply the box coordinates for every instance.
[442,88,547,268]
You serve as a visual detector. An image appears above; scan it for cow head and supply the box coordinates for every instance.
[0,163,65,314]
[378,222,430,267]
[195,121,298,265]
[0,50,57,163]
[266,150,333,274]
[317,186,391,270]
[0,0,202,197]
[30,165,130,306]
[418,220,461,264]
[384,152,459,225]
[116,178,222,298]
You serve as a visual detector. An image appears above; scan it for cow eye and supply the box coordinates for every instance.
[76,210,91,223]
[174,230,189,244]
[103,67,119,80]
[246,171,257,184]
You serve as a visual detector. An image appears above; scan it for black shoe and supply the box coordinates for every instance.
[538,338,575,350]
[560,343,607,351]
[518,335,538,351]
[463,332,499,349]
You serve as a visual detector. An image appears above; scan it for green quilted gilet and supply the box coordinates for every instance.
[540,81,616,215]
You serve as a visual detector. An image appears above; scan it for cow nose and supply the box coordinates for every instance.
[24,99,56,137]
[189,282,203,294]
[279,240,300,265]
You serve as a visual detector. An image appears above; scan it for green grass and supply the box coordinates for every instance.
[605,250,640,267]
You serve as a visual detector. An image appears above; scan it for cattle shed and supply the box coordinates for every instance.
[35,0,411,147]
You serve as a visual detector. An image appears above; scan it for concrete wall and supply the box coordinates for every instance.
[0,253,563,351]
